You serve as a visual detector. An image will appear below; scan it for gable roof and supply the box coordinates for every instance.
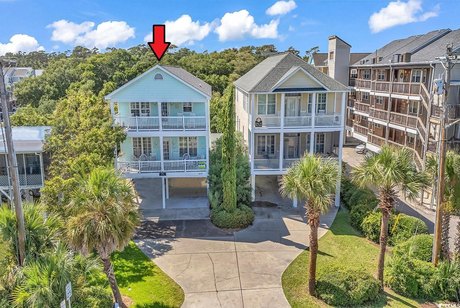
[105,65,212,100]
[352,29,452,66]
[234,52,348,93]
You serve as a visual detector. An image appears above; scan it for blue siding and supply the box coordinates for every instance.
[109,67,207,103]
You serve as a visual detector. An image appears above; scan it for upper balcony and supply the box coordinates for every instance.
[113,101,207,132]
[252,92,344,130]
[355,79,424,96]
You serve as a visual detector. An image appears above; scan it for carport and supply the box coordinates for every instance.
[254,175,294,207]
[133,177,208,213]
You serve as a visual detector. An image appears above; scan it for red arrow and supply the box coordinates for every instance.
[147,25,171,61]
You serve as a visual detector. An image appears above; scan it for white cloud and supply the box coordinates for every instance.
[369,0,440,33]
[143,15,211,46]
[48,19,135,49]
[215,10,279,41]
[0,34,43,55]
[266,0,297,16]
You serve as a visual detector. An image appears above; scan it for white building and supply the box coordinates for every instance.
[105,65,211,210]
[234,52,349,207]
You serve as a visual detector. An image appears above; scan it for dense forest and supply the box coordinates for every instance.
[6,44,312,131]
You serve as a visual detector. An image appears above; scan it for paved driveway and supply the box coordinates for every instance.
[135,206,338,308]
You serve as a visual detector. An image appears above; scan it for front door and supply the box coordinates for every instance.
[285,97,300,117]
[163,140,170,160]
[284,134,300,158]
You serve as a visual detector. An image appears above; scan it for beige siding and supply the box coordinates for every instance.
[277,70,321,89]
[235,88,250,142]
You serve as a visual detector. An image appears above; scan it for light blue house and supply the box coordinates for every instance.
[105,65,211,209]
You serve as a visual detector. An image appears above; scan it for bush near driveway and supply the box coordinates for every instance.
[316,266,380,307]
[210,204,254,229]
[393,234,433,262]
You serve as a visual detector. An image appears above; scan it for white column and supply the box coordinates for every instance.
[335,129,344,207]
[157,102,162,131]
[279,93,285,170]
[162,177,166,209]
[159,136,164,171]
[250,94,255,176]
[39,153,44,186]
[292,197,298,208]
[165,177,169,199]
[205,97,210,175]
[310,132,315,154]
[310,93,316,154]
[251,175,256,201]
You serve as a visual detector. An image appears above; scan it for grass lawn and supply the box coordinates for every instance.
[282,209,424,308]
[112,242,184,308]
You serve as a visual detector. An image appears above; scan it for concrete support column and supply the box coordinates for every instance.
[292,197,298,208]
[165,177,169,199]
[335,129,344,208]
[162,177,166,209]
[280,93,285,170]
[251,175,256,201]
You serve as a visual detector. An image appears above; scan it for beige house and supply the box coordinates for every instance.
[234,52,349,207]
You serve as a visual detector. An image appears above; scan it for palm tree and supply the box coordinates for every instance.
[65,167,139,307]
[352,146,429,286]
[280,154,338,296]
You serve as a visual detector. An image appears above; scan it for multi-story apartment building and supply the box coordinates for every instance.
[105,65,211,210]
[341,29,460,170]
[3,67,43,103]
[234,52,349,207]
[0,126,49,200]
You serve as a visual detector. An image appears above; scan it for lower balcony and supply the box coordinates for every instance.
[117,159,207,174]
[0,154,43,188]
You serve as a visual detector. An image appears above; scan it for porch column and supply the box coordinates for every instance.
[159,136,164,171]
[157,102,162,131]
[162,177,166,209]
[310,132,315,154]
[39,153,44,186]
[292,197,298,208]
[334,93,337,116]
[205,97,210,175]
[335,129,344,207]
[251,175,256,201]
[165,177,169,199]
[250,94,255,192]
[311,92,317,128]
[279,93,285,170]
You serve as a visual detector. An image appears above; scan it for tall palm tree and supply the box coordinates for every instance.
[352,146,429,286]
[65,167,139,308]
[280,154,338,296]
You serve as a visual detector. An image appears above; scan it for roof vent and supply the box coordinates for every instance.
[154,73,163,80]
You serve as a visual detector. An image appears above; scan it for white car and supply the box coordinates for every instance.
[355,143,368,154]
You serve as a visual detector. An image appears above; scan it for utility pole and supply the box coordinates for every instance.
[0,60,26,266]
[432,46,455,266]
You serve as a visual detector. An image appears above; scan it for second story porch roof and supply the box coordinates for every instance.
[0,126,50,153]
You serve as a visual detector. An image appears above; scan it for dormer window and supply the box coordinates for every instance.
[154,73,163,80]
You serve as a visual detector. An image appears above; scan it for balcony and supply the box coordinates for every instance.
[117,159,207,174]
[354,124,368,136]
[370,109,388,121]
[115,115,206,131]
[368,134,385,147]
[354,102,370,114]
[254,113,341,129]
[284,116,312,127]
[254,157,280,170]
[0,174,43,187]
[356,79,371,89]
[315,114,342,127]
[389,112,417,128]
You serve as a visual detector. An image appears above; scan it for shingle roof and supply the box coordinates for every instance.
[234,52,348,93]
[411,28,460,62]
[312,52,370,67]
[352,29,452,66]
[161,65,212,97]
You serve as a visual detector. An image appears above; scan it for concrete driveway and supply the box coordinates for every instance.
[135,205,338,308]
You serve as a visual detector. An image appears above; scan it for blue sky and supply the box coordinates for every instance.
[0,0,459,55]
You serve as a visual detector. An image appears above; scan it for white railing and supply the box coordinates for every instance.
[284,116,312,127]
[0,174,43,187]
[162,116,206,130]
[254,158,280,170]
[114,116,160,131]
[253,116,281,128]
[117,159,207,173]
[315,114,342,127]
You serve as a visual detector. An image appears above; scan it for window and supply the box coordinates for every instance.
[161,102,168,116]
[350,69,358,79]
[315,133,325,153]
[377,70,385,81]
[375,96,384,105]
[411,69,422,83]
[183,102,192,113]
[256,135,275,156]
[407,134,415,145]
[130,102,150,117]
[408,101,418,115]
[179,137,198,157]
[257,94,276,115]
[329,51,334,60]
[316,93,327,113]
[307,94,313,113]
[362,92,369,102]
[363,70,371,80]
[133,137,152,158]
[154,73,163,80]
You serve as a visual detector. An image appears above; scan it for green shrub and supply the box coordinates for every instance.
[390,214,428,245]
[211,205,254,229]
[348,188,377,210]
[361,212,386,243]
[350,203,374,232]
[385,256,435,299]
[317,266,380,307]
[428,261,460,301]
[393,234,433,262]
